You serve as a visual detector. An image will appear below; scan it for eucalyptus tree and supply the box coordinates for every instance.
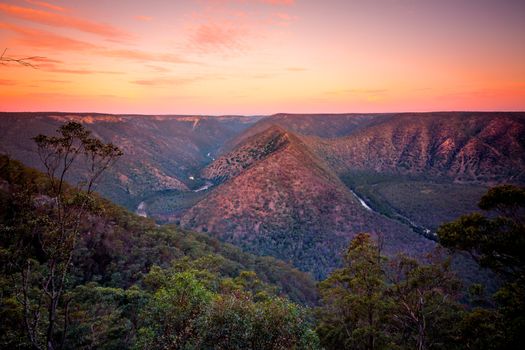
[11,122,122,350]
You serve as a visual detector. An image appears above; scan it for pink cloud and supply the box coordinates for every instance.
[286,67,306,72]
[440,87,525,100]
[271,11,297,26]
[189,22,247,53]
[214,0,294,4]
[146,65,172,73]
[0,3,131,40]
[131,73,227,86]
[275,12,292,20]
[24,0,66,12]
[39,79,72,83]
[42,67,124,75]
[199,0,294,7]
[1,23,192,65]
[132,77,201,86]
[134,15,153,22]
[324,89,389,96]
[0,22,99,51]
[30,56,63,64]
[101,49,192,64]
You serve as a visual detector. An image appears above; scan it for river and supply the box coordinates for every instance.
[349,188,437,240]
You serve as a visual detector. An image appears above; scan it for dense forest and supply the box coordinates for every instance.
[1,122,523,349]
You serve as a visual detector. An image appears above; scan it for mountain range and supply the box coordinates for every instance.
[1,111,524,280]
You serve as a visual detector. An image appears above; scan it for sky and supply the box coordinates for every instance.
[0,0,524,115]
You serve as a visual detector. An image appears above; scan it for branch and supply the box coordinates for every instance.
[0,48,44,69]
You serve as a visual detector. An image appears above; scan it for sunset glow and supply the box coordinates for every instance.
[1,0,524,114]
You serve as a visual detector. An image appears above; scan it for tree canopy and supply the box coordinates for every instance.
[437,184,525,348]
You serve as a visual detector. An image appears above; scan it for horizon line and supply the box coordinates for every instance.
[1,110,524,117]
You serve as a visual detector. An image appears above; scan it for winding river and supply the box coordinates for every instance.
[349,189,437,240]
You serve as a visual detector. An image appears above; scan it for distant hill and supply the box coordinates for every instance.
[305,112,525,183]
[1,111,522,282]
[0,113,261,209]
[203,125,291,183]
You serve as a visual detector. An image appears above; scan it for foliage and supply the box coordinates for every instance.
[386,254,463,350]
[135,269,318,350]
[2,120,521,350]
[341,172,488,233]
[0,48,43,68]
[0,122,122,350]
[317,234,465,350]
[0,152,319,349]
[317,233,392,349]
[136,271,213,349]
[437,184,525,348]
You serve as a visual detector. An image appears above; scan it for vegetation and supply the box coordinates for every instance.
[317,234,463,350]
[1,122,122,349]
[0,154,318,348]
[316,184,524,350]
[142,190,208,221]
[341,171,488,232]
[1,121,523,349]
[0,48,43,68]
[0,123,318,349]
[136,271,317,350]
[2,113,523,283]
[438,184,525,349]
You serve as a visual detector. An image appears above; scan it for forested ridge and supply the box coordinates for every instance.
[0,122,523,349]
[0,124,317,349]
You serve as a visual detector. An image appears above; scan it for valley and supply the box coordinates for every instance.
[1,112,524,281]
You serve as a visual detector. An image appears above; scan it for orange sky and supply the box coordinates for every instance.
[1,0,524,114]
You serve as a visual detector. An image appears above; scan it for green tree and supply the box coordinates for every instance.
[199,292,255,349]
[64,283,137,349]
[437,185,525,348]
[135,271,212,349]
[317,234,465,350]
[317,233,392,350]
[386,254,463,350]
[250,297,319,350]
[138,266,319,350]
[0,154,319,350]
[201,291,318,350]
[7,122,122,350]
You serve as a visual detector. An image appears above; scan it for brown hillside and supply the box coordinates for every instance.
[181,126,436,278]
[305,113,525,183]
[0,113,260,209]
[203,125,291,183]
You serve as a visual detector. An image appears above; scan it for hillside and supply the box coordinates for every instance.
[0,113,260,210]
[203,125,291,183]
[0,154,317,305]
[306,112,525,183]
[218,113,388,152]
[1,112,523,283]
[241,113,525,240]
[181,126,437,278]
[0,154,321,348]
